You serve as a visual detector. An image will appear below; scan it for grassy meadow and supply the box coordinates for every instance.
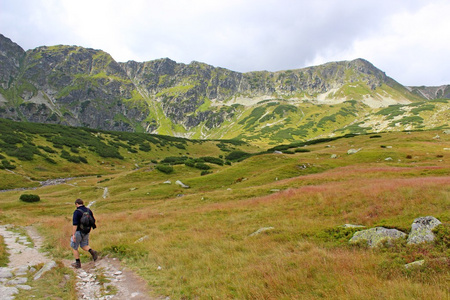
[0,123,449,299]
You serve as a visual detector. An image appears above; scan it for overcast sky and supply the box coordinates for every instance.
[1,0,449,86]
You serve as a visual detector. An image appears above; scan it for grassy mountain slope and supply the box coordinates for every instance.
[0,120,449,299]
[1,34,448,145]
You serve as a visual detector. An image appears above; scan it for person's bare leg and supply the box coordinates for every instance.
[82,245,98,261]
[73,248,80,259]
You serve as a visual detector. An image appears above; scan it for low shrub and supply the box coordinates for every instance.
[225,150,252,161]
[1,159,16,169]
[156,164,174,174]
[160,156,188,165]
[194,163,211,170]
[433,223,450,250]
[20,194,40,203]
[200,156,224,166]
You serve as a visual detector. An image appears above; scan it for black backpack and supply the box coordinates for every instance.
[78,208,95,234]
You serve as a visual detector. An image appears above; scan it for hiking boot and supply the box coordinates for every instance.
[91,250,98,261]
[71,261,81,269]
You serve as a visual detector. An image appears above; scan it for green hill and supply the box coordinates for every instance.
[1,34,448,145]
[0,119,449,298]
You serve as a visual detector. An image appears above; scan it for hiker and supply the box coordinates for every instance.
[71,198,98,268]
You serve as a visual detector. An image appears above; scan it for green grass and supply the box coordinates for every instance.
[0,124,449,299]
[0,234,8,266]
[15,261,77,299]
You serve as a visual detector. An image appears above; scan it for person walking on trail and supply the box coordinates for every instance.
[71,198,98,269]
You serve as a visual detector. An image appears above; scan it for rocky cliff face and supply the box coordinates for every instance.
[0,35,149,131]
[407,85,450,100]
[0,35,25,90]
[0,33,448,142]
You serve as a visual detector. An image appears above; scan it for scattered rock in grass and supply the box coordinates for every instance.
[385,157,393,161]
[405,260,425,269]
[175,180,189,188]
[349,227,407,247]
[163,180,171,184]
[433,135,440,139]
[274,151,283,154]
[330,154,338,159]
[134,235,148,243]
[443,129,450,134]
[249,227,275,237]
[347,148,362,155]
[407,216,441,245]
[33,260,57,280]
[341,224,366,229]
[129,187,137,191]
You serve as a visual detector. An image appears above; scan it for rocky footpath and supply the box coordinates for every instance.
[0,225,54,300]
[70,256,156,300]
[0,224,158,299]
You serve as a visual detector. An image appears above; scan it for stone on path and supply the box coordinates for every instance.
[0,286,19,300]
[33,260,57,280]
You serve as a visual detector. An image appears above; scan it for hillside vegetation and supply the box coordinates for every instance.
[1,34,449,144]
[0,119,449,299]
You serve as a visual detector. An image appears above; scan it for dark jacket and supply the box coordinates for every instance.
[73,205,96,232]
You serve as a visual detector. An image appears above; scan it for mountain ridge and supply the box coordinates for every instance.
[0,33,448,143]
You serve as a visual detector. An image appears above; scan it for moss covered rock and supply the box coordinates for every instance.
[349,227,407,247]
[407,216,441,245]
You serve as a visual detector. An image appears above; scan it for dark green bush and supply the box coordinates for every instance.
[139,143,151,152]
[156,164,174,174]
[160,156,188,165]
[6,145,36,161]
[44,156,57,164]
[200,156,224,166]
[1,159,16,169]
[225,151,252,161]
[184,159,196,168]
[294,148,311,153]
[20,194,40,203]
[38,145,56,153]
[194,163,211,170]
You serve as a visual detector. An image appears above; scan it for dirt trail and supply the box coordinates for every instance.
[0,225,159,300]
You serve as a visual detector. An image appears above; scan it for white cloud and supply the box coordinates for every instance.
[308,0,450,85]
[1,0,449,85]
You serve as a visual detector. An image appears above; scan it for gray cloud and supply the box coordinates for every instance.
[1,0,449,86]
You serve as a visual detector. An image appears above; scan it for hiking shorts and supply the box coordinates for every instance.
[70,231,89,250]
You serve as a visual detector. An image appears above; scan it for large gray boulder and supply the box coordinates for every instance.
[349,227,407,247]
[407,216,441,245]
